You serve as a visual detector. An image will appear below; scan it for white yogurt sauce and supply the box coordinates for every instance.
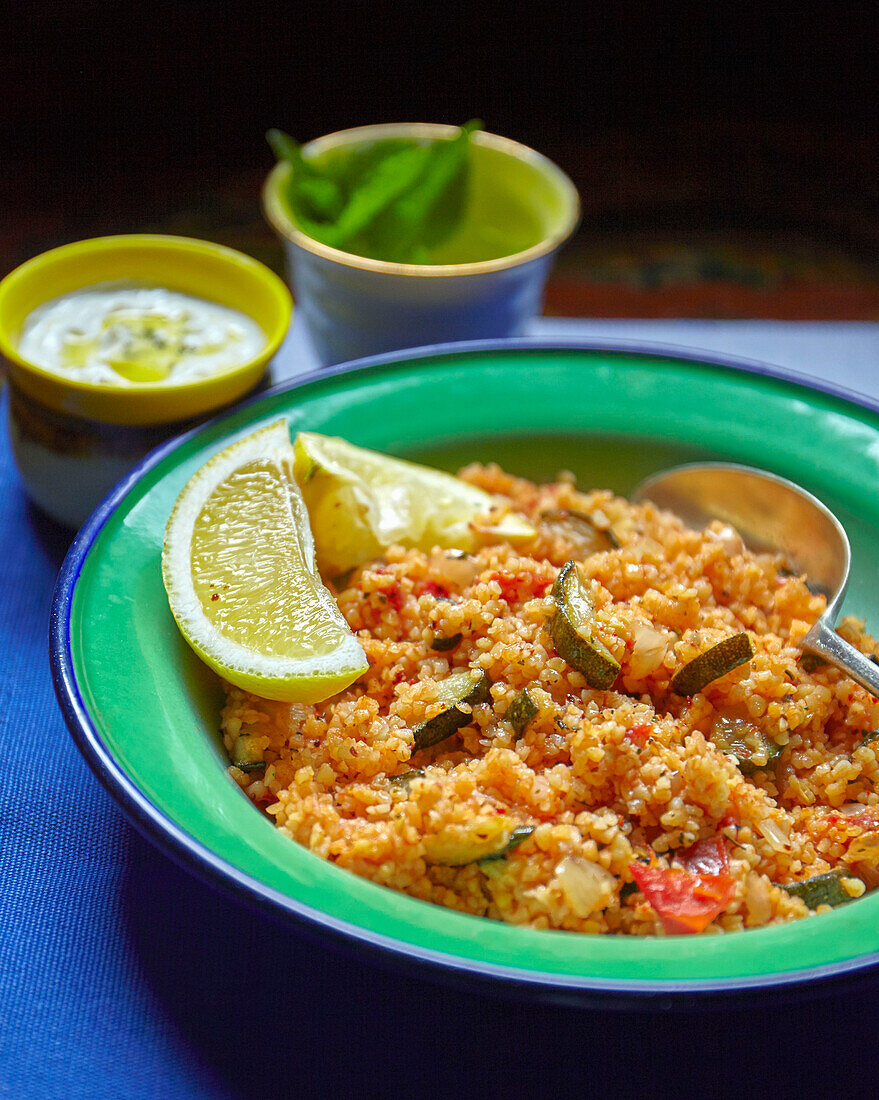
[19,282,267,386]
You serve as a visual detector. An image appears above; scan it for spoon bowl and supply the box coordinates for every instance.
[633,462,879,696]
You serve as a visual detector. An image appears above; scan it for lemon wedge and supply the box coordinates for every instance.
[292,432,536,576]
[162,419,368,703]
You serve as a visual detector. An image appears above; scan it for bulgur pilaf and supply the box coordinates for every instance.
[222,461,879,935]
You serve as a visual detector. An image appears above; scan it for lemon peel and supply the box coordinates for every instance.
[292,431,535,575]
[162,419,367,703]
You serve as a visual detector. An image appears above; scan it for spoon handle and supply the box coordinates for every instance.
[804,618,879,698]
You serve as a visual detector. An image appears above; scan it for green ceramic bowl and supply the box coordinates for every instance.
[51,340,879,1002]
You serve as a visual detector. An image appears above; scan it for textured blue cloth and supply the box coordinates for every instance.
[4,326,879,1097]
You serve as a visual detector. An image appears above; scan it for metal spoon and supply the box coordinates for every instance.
[633,462,879,697]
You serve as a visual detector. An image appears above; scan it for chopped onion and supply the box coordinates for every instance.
[428,550,480,588]
[710,523,746,557]
[592,508,610,528]
[554,856,616,917]
[849,861,879,889]
[757,817,790,851]
[846,829,879,864]
[627,622,670,679]
[743,874,772,926]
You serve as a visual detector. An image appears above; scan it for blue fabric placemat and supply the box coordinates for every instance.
[4,327,879,1095]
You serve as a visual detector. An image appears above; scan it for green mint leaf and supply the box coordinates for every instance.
[268,129,345,232]
[331,143,434,246]
[266,129,301,165]
[267,122,482,261]
[378,119,481,258]
[296,175,345,222]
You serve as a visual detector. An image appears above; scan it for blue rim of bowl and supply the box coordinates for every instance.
[50,336,879,1006]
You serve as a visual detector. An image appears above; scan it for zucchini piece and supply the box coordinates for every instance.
[799,652,827,673]
[671,632,754,696]
[478,825,535,863]
[776,869,855,909]
[231,735,266,773]
[388,768,424,787]
[710,713,782,773]
[550,561,620,689]
[426,821,534,866]
[412,668,491,750]
[507,687,539,735]
[424,815,512,865]
[860,731,879,747]
[539,509,613,556]
[430,632,462,652]
[330,567,356,591]
[472,512,537,546]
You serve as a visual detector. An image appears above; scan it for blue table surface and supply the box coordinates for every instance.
[4,321,879,1098]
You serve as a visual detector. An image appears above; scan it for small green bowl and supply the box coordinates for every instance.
[51,341,879,1001]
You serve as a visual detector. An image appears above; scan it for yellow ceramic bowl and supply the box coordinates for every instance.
[0,235,292,426]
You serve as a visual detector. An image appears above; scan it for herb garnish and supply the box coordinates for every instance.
[267,121,482,264]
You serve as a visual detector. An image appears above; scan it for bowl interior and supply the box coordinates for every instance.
[430,137,575,263]
[58,344,879,993]
[0,235,289,350]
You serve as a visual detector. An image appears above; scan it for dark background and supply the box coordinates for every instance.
[3,6,878,306]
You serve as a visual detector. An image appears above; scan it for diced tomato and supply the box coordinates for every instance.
[366,565,405,611]
[625,723,652,747]
[490,569,552,603]
[678,836,729,876]
[493,570,525,602]
[415,581,450,599]
[629,861,736,934]
[845,809,879,832]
